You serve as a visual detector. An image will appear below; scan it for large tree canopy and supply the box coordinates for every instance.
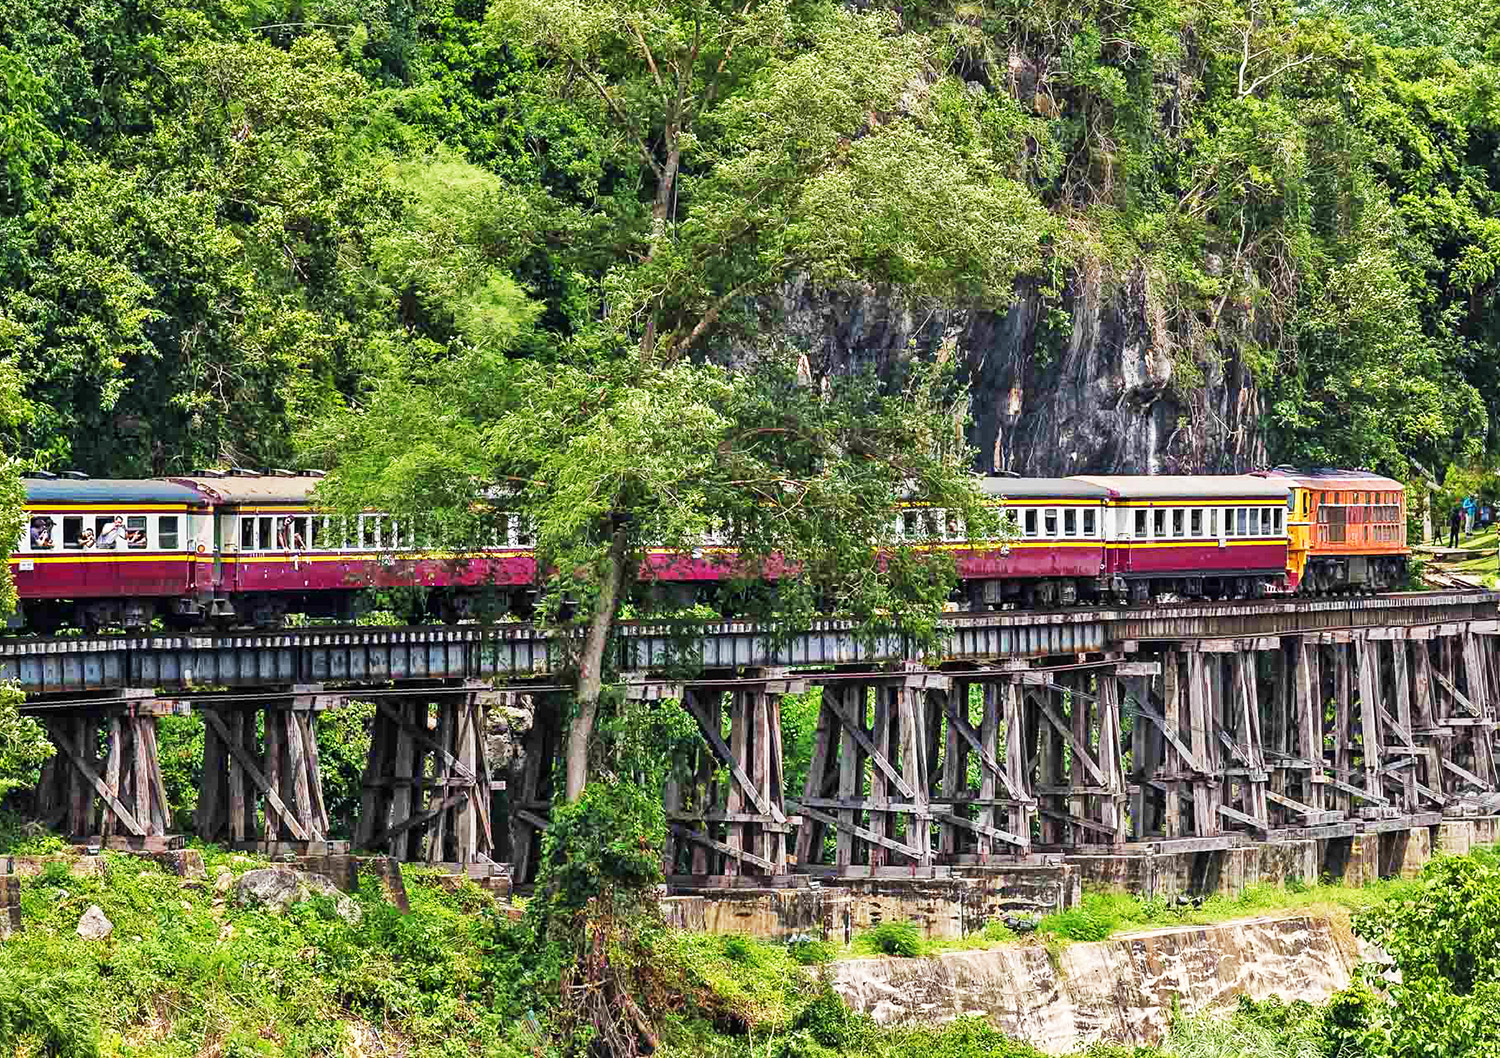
[306,338,997,798]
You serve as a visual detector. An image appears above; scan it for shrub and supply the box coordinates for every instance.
[788,938,836,965]
[857,921,925,957]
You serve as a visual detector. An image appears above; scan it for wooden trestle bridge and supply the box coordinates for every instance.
[10,590,1500,884]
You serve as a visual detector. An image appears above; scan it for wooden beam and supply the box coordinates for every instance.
[372,700,476,783]
[787,801,922,859]
[681,693,787,823]
[941,696,1030,803]
[366,792,468,850]
[1441,757,1494,791]
[202,711,311,842]
[52,728,146,837]
[931,810,1028,849]
[821,692,916,802]
[1217,804,1268,831]
[669,824,777,872]
[1029,695,1107,785]
[1431,667,1480,717]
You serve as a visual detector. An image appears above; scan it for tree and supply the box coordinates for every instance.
[307,334,996,801]
[311,0,1043,804]
[487,0,1051,362]
[0,357,47,794]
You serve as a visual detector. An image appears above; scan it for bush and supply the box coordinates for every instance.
[788,938,836,965]
[857,921,925,957]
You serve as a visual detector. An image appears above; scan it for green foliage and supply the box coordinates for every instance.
[0,850,508,1056]
[0,681,48,800]
[154,713,204,829]
[855,921,927,958]
[315,699,376,838]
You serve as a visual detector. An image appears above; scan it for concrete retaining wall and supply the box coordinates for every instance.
[662,864,1079,942]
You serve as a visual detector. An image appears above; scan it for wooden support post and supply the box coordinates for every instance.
[868,686,892,867]
[980,682,1001,853]
[797,692,836,866]
[835,685,864,869]
[1097,675,1126,843]
[897,685,931,864]
[940,682,968,857]
[1002,680,1031,850]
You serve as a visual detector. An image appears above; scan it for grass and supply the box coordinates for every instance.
[824,870,1428,963]
[1423,524,1500,583]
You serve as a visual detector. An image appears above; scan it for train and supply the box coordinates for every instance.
[7,467,1410,631]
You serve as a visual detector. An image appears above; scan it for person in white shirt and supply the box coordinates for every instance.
[96,516,126,548]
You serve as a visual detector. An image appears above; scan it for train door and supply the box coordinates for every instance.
[1285,487,1311,587]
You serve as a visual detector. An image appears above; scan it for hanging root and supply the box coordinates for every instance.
[555,908,663,1058]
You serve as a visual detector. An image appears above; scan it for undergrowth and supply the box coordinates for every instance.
[0,849,504,1057]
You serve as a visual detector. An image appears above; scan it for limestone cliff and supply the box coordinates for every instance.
[770,270,1268,477]
[832,914,1356,1053]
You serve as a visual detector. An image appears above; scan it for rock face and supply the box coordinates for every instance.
[233,868,360,922]
[767,274,1267,476]
[832,914,1355,1054]
[76,905,113,940]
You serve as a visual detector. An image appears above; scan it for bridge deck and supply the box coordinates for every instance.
[2,590,1493,695]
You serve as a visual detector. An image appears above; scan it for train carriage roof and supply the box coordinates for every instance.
[1261,468,1405,490]
[1071,475,1292,500]
[167,476,320,505]
[23,478,208,506]
[978,477,1112,499]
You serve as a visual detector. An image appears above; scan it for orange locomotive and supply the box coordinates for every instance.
[1263,468,1409,593]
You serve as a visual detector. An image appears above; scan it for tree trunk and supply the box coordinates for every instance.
[638,135,681,361]
[564,526,631,802]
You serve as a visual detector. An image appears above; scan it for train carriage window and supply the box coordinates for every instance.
[62,516,84,549]
[513,514,533,547]
[1063,509,1077,537]
[27,515,55,550]
[1152,509,1165,539]
[1274,508,1283,534]
[1210,508,1219,537]
[902,510,918,539]
[124,515,147,549]
[1172,510,1184,537]
[1237,508,1249,536]
[1134,510,1147,538]
[1190,509,1203,537]
[1043,508,1058,537]
[256,516,274,551]
[1024,510,1037,537]
[159,516,180,550]
[240,517,255,550]
[1083,509,1096,537]
[1224,508,1236,536]
[946,512,962,539]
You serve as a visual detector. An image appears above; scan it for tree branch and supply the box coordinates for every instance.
[659,278,759,363]
[572,61,663,179]
[630,22,665,94]
[1240,53,1319,98]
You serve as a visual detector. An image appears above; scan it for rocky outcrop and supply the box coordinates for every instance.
[765,271,1267,476]
[832,914,1355,1054]
[233,868,361,922]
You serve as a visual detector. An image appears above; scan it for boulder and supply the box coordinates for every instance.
[76,905,113,940]
[233,868,345,915]
[213,870,234,894]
